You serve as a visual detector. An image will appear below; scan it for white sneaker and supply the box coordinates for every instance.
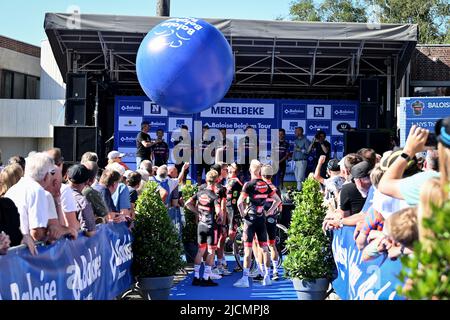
[262,275,272,286]
[219,267,232,276]
[233,277,250,288]
[249,269,261,278]
[211,267,223,275]
[209,271,222,280]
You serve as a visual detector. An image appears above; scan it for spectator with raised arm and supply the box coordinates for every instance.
[378,123,443,206]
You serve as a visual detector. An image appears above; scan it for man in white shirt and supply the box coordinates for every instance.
[5,153,74,254]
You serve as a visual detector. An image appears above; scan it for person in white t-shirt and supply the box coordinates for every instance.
[46,148,80,233]
[5,153,69,254]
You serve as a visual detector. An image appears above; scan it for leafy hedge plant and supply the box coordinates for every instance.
[132,181,185,278]
[181,184,198,244]
[283,178,335,280]
[398,198,450,299]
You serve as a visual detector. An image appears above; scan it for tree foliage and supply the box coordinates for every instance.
[398,198,450,299]
[181,184,198,244]
[283,178,335,280]
[288,0,450,43]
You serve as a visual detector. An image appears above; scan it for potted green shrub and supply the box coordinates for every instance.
[283,178,335,300]
[181,184,198,263]
[133,181,185,300]
[398,198,450,299]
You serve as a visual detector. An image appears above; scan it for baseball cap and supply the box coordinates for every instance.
[327,159,340,172]
[108,151,125,160]
[435,116,450,149]
[67,164,90,184]
[380,149,419,177]
[351,161,371,179]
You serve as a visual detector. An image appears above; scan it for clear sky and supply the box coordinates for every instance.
[0,0,292,46]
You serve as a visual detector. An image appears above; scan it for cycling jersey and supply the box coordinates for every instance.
[192,187,220,226]
[226,177,243,232]
[242,178,275,216]
[241,178,275,246]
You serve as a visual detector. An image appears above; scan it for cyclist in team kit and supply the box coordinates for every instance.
[185,170,224,287]
[233,160,282,288]
[261,164,282,281]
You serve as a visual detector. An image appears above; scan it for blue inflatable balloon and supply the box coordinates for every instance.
[136,18,234,114]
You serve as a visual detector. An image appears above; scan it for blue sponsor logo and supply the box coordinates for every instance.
[283,105,306,119]
[306,121,331,135]
[176,119,185,127]
[118,133,137,147]
[331,136,344,152]
[314,106,325,118]
[332,105,357,120]
[118,101,143,115]
[289,121,298,131]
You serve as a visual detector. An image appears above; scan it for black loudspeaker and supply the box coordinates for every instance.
[53,126,98,162]
[360,78,379,103]
[66,73,87,99]
[53,126,76,163]
[344,130,392,155]
[76,127,98,161]
[359,103,379,129]
[65,99,86,125]
[65,73,87,125]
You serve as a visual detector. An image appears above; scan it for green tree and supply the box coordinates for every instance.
[288,0,450,44]
[369,0,449,44]
[289,0,367,23]
[398,199,450,299]
[290,0,321,21]
[320,0,367,23]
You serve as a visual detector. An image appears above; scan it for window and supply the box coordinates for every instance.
[0,70,40,99]
[413,86,450,97]
[1,70,13,98]
[13,73,25,99]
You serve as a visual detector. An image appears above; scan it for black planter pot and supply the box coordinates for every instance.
[292,278,329,300]
[138,276,174,300]
[183,242,198,263]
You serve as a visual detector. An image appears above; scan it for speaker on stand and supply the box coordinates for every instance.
[65,73,87,126]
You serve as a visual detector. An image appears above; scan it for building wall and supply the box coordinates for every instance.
[0,47,40,77]
[411,45,450,82]
[40,39,66,100]
[0,99,65,137]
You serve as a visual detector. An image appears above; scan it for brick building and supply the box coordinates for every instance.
[409,44,450,96]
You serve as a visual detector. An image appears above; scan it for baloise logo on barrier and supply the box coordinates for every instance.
[65,247,102,300]
[109,234,133,282]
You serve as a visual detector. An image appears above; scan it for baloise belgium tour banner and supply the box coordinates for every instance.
[0,223,133,300]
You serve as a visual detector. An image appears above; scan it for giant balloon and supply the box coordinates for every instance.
[136,17,234,114]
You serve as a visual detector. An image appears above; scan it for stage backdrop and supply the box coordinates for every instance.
[115,97,358,181]
[0,223,133,300]
[399,96,450,146]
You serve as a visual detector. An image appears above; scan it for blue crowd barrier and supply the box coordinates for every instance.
[0,223,133,300]
[331,226,404,300]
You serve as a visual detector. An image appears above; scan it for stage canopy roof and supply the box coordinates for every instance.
[45,13,417,96]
